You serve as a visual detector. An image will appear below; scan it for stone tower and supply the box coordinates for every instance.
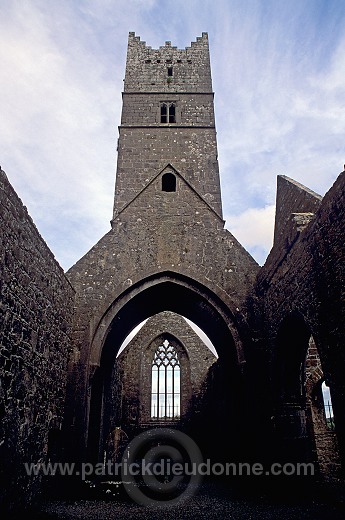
[114,31,222,217]
[65,33,259,462]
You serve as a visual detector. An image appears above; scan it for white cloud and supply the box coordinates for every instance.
[210,1,345,222]
[225,205,275,265]
[0,2,122,267]
[0,0,344,270]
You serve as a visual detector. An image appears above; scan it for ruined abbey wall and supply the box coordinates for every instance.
[0,169,75,509]
[1,31,344,512]
[249,171,345,469]
[111,312,217,431]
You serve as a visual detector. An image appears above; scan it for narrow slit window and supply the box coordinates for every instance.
[169,103,176,123]
[322,381,335,430]
[167,67,173,77]
[160,103,167,123]
[151,339,180,420]
[162,172,176,192]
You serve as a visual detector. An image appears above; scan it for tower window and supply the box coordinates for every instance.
[162,172,176,192]
[151,339,180,420]
[161,103,167,123]
[169,103,175,122]
[167,67,173,76]
[160,102,176,123]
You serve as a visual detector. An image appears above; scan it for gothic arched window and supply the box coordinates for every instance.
[151,339,180,420]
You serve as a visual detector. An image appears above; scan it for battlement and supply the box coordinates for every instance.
[128,31,209,50]
[124,32,212,93]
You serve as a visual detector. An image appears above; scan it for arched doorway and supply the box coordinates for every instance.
[87,273,246,464]
[273,312,340,476]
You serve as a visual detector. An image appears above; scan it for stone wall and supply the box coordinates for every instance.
[114,31,222,219]
[124,32,212,93]
[272,175,322,252]
[110,312,217,431]
[67,167,258,369]
[121,93,215,126]
[1,28,344,508]
[67,166,258,459]
[249,171,345,471]
[0,169,74,510]
[114,126,220,216]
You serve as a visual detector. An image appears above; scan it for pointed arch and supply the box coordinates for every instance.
[86,272,245,461]
[273,311,340,471]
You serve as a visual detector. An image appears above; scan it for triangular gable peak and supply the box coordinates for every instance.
[112,163,224,225]
[273,175,322,250]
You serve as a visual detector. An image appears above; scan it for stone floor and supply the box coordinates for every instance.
[11,477,345,520]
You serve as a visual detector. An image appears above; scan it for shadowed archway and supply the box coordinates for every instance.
[87,272,247,463]
[273,311,340,474]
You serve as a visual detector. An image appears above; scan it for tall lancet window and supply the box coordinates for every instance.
[151,339,180,420]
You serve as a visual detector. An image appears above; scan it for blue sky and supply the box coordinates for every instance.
[1,0,344,269]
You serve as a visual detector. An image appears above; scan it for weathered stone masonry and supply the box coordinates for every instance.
[65,33,344,474]
[114,32,222,216]
[0,32,344,511]
[65,32,259,464]
[246,172,345,471]
[110,311,217,433]
[0,169,75,509]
